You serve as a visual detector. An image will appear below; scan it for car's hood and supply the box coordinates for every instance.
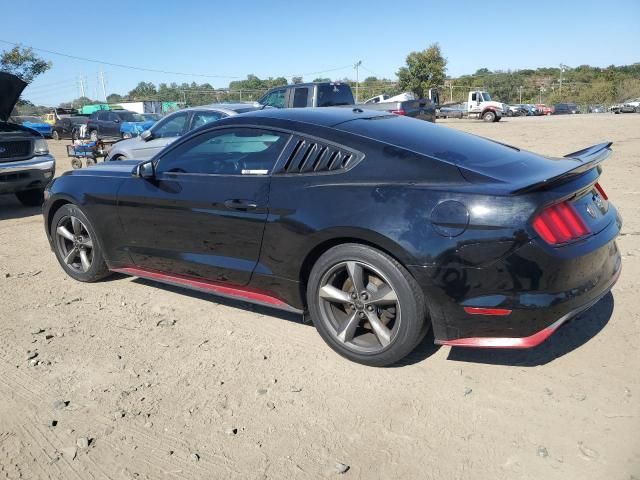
[0,72,28,122]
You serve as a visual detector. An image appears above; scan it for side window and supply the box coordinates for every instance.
[191,110,225,130]
[471,93,477,102]
[157,128,289,176]
[109,112,120,122]
[292,88,309,108]
[97,111,107,121]
[151,112,189,138]
[261,89,286,108]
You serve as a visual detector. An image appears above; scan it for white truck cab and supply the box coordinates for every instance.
[465,91,506,122]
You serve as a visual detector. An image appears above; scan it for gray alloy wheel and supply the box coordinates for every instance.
[308,243,429,366]
[51,204,110,282]
[52,130,60,141]
[317,260,401,353]
[54,215,95,274]
[89,130,98,141]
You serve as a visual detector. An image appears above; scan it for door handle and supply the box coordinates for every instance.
[224,199,258,211]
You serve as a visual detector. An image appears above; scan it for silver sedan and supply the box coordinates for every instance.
[106,103,262,161]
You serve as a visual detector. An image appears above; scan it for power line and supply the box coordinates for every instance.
[0,39,241,79]
[0,39,361,82]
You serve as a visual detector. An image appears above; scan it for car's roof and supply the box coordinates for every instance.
[231,107,390,127]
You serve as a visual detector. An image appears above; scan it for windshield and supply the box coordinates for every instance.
[142,113,161,121]
[316,84,355,107]
[117,112,145,122]
[481,92,492,102]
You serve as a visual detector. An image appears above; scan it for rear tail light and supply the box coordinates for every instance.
[594,182,608,200]
[390,109,406,115]
[532,201,591,245]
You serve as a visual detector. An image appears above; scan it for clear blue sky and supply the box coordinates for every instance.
[2,0,638,105]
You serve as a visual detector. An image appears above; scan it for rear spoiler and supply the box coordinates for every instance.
[512,142,612,194]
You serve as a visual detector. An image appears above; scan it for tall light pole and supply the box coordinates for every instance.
[354,60,362,103]
[519,85,523,104]
[559,63,568,96]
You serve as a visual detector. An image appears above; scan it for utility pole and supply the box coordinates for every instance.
[354,60,362,103]
[99,70,107,101]
[559,63,568,97]
[539,86,543,104]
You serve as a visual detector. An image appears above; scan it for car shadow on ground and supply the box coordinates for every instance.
[0,196,41,221]
[445,292,615,367]
[125,277,614,368]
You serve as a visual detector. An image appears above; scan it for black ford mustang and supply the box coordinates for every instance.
[43,108,621,366]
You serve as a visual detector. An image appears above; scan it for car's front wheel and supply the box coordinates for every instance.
[51,204,111,282]
[52,130,60,141]
[307,244,428,367]
[482,110,496,122]
[89,130,98,141]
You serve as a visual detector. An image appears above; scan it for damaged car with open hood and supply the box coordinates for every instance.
[0,72,55,206]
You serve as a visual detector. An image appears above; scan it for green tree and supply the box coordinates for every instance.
[127,82,158,100]
[397,43,447,98]
[0,46,52,83]
[107,93,124,103]
[291,76,303,84]
[312,77,331,83]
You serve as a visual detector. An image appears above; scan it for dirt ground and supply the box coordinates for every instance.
[0,114,638,480]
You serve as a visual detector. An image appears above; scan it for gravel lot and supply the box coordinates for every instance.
[0,114,638,479]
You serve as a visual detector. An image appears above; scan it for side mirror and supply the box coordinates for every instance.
[133,160,155,179]
[140,129,153,141]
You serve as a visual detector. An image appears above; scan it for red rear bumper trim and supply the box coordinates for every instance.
[436,321,561,349]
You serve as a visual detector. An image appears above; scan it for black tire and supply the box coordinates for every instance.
[494,115,502,122]
[307,243,428,367]
[482,110,496,122]
[507,110,513,117]
[89,130,98,142]
[15,188,44,207]
[71,129,79,141]
[110,154,125,161]
[71,158,83,169]
[52,130,60,141]
[51,204,111,282]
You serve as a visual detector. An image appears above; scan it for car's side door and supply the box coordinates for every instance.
[129,111,190,160]
[116,126,291,285]
[105,112,122,137]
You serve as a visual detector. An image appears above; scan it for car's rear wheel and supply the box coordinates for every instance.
[307,244,428,367]
[15,188,44,207]
[89,130,98,141]
[52,130,60,141]
[51,204,111,282]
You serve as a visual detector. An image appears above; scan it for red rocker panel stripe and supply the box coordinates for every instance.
[112,267,290,308]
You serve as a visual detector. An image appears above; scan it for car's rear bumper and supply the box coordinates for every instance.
[0,156,55,194]
[410,213,622,347]
[435,262,620,348]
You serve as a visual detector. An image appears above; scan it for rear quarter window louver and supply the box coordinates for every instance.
[276,136,362,175]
